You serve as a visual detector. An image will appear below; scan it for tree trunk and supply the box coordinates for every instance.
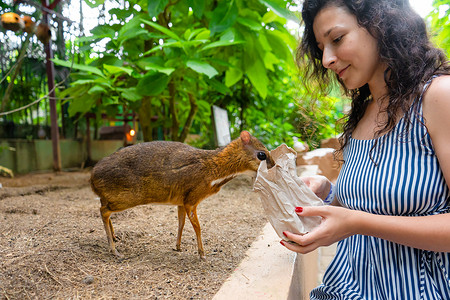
[179,93,198,143]
[138,96,154,142]
[79,0,84,35]
[168,80,179,141]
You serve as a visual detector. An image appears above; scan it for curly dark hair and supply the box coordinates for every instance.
[297,0,450,157]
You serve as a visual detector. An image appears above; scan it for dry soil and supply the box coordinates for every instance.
[0,170,268,299]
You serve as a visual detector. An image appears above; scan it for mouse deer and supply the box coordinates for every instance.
[90,131,274,259]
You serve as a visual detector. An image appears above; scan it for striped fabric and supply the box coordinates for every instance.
[310,79,450,299]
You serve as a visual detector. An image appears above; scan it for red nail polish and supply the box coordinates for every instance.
[295,207,303,213]
[283,231,287,237]
[280,241,285,246]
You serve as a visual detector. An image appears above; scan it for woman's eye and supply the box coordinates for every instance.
[333,36,343,43]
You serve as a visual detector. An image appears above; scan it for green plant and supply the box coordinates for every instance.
[55,0,301,145]
[429,0,450,56]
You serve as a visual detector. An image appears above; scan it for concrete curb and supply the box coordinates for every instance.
[213,223,296,299]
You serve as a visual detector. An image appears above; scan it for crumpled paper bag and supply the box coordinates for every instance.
[253,144,323,241]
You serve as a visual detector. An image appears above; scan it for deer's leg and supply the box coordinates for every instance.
[175,205,186,252]
[184,204,205,260]
[100,205,122,257]
[109,218,120,242]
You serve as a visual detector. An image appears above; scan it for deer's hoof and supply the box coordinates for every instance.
[113,249,123,258]
[199,252,206,261]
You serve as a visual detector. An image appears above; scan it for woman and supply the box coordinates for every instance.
[280,0,450,298]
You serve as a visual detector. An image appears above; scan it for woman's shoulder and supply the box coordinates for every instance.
[424,75,450,105]
[422,75,450,140]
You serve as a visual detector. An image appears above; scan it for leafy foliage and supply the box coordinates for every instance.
[0,0,80,140]
[429,0,450,56]
[56,0,304,146]
[5,0,448,151]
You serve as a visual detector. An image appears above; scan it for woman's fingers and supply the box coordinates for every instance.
[281,206,359,254]
[284,226,324,246]
[296,205,329,217]
[301,177,311,186]
[300,175,330,199]
[280,239,319,254]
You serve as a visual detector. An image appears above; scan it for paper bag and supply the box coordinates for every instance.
[253,144,323,241]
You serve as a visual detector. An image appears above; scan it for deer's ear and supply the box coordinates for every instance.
[240,131,251,144]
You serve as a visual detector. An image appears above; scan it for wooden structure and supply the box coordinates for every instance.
[42,0,62,171]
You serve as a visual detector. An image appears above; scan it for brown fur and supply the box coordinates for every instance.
[90,131,274,259]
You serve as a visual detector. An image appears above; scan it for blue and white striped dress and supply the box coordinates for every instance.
[311,80,450,299]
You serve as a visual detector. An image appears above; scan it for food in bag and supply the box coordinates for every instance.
[253,144,323,241]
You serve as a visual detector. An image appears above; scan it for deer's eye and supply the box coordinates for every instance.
[257,152,267,161]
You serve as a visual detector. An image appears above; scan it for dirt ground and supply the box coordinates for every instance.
[0,170,268,300]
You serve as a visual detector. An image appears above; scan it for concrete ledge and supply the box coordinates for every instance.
[212,222,321,300]
[213,223,296,299]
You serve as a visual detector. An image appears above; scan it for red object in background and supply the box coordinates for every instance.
[99,125,136,145]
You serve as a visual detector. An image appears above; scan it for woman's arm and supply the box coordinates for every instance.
[423,75,450,193]
[282,207,450,253]
[282,75,450,254]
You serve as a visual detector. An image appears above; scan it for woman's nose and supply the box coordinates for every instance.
[322,47,337,69]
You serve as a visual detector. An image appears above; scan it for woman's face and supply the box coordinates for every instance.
[313,5,384,90]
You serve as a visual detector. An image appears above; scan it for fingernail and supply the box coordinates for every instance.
[280,241,285,246]
[295,207,303,213]
[283,231,287,237]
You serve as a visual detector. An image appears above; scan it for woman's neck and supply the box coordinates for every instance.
[368,63,389,105]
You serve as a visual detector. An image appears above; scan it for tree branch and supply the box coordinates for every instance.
[168,80,179,141]
[179,92,198,143]
[1,33,31,112]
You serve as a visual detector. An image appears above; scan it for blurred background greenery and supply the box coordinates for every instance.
[0,0,448,150]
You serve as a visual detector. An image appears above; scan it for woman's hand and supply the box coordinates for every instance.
[282,205,450,253]
[301,175,332,200]
[281,205,362,254]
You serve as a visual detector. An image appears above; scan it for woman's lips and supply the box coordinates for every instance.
[338,65,349,78]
